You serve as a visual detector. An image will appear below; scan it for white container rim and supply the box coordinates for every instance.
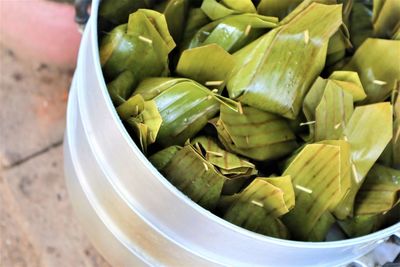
[89,0,400,249]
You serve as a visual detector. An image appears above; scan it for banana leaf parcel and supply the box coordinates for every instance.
[100,9,176,103]
[227,3,342,119]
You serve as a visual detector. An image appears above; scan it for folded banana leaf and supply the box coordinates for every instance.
[380,119,400,168]
[257,0,349,67]
[117,94,162,152]
[379,87,400,168]
[179,8,211,50]
[372,0,400,39]
[186,13,278,53]
[100,9,175,88]
[161,0,190,43]
[334,102,393,219]
[339,201,400,238]
[304,72,365,120]
[256,0,304,20]
[106,71,136,106]
[354,164,400,215]
[343,102,393,180]
[348,1,373,49]
[192,137,256,177]
[303,77,328,134]
[318,140,352,212]
[308,211,336,242]
[394,118,400,168]
[99,0,149,26]
[279,0,337,24]
[148,145,180,170]
[149,144,226,210]
[227,3,342,119]
[314,81,354,141]
[329,71,367,101]
[393,27,400,40]
[201,0,256,20]
[302,72,366,142]
[130,77,237,147]
[282,144,341,241]
[326,25,353,67]
[338,214,384,238]
[133,77,187,100]
[341,0,354,25]
[343,38,400,104]
[176,44,236,90]
[213,104,297,161]
[222,176,294,238]
[192,136,257,194]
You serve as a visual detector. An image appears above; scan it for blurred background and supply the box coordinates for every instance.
[0,0,110,266]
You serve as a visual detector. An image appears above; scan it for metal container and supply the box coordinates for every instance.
[64,1,400,266]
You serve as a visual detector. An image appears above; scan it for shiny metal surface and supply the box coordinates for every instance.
[64,1,400,266]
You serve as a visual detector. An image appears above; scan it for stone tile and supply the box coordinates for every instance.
[2,145,111,267]
[0,44,71,168]
[0,173,42,267]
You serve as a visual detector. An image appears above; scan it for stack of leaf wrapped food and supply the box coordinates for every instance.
[99,0,400,241]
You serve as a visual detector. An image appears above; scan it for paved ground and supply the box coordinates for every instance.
[0,44,111,267]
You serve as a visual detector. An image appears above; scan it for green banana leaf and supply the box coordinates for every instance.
[343,38,400,104]
[326,25,353,67]
[354,164,400,215]
[162,0,190,44]
[192,136,257,194]
[379,86,400,168]
[303,72,365,120]
[329,71,367,101]
[392,27,400,40]
[302,77,328,137]
[257,0,304,20]
[223,176,294,238]
[394,118,400,168]
[372,0,400,39]
[279,0,337,24]
[133,77,188,100]
[186,13,278,53]
[264,176,296,210]
[314,81,354,141]
[201,0,256,20]
[192,136,256,177]
[150,144,226,210]
[106,71,136,106]
[134,9,176,52]
[131,77,237,147]
[100,9,175,91]
[334,102,393,219]
[318,140,352,212]
[380,119,400,168]
[307,211,336,242]
[339,201,400,238]
[341,0,354,26]
[148,146,180,170]
[282,144,342,241]
[180,8,211,50]
[348,1,373,49]
[213,104,297,161]
[117,95,162,152]
[176,44,236,90]
[302,72,366,142]
[227,3,342,119]
[99,0,149,26]
[339,214,384,238]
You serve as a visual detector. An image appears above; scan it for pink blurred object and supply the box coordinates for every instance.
[0,0,81,68]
